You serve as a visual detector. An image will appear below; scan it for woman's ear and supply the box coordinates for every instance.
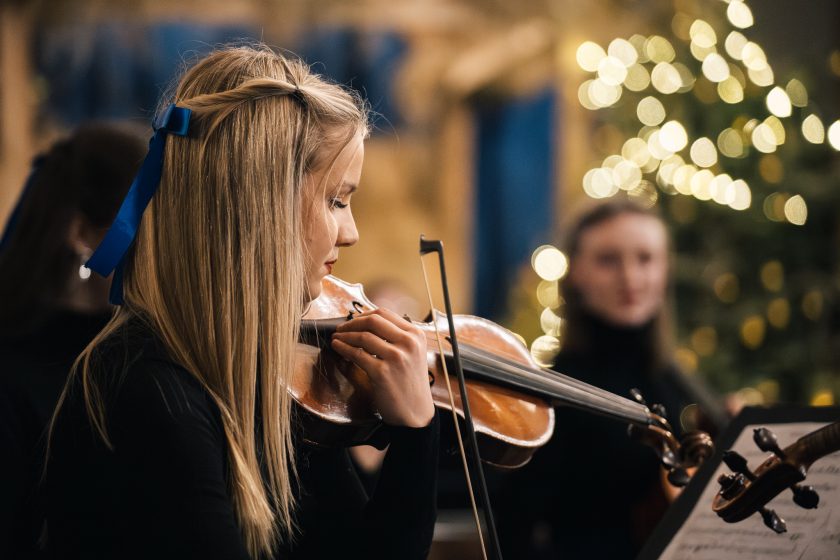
[66,214,106,256]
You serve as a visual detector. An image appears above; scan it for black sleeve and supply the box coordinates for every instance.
[108,361,251,560]
[361,411,440,559]
[285,411,440,560]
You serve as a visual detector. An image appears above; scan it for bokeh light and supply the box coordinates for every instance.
[651,62,681,94]
[689,169,714,201]
[718,128,746,157]
[637,96,666,126]
[660,120,688,152]
[828,120,840,150]
[760,260,784,292]
[645,35,676,63]
[751,123,777,153]
[598,56,628,86]
[589,79,623,107]
[714,272,740,303]
[728,179,751,210]
[727,1,754,29]
[785,79,808,107]
[622,137,652,166]
[784,194,808,225]
[613,159,642,190]
[718,76,744,103]
[802,290,824,321]
[576,41,606,72]
[532,245,569,281]
[766,87,792,117]
[608,38,638,67]
[690,137,717,167]
[725,31,748,60]
[748,65,774,87]
[702,53,730,82]
[759,154,784,183]
[578,80,599,110]
[624,63,651,91]
[531,335,560,368]
[540,307,563,336]
[536,280,562,309]
[767,298,791,329]
[691,326,718,356]
[802,114,825,143]
[740,315,766,349]
[710,173,735,205]
[689,19,717,48]
[742,42,768,70]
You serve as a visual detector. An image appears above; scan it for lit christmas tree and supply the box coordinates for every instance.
[528,0,840,406]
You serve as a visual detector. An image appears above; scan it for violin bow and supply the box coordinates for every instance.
[418,235,504,560]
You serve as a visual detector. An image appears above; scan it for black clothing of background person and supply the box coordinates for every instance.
[45,320,439,559]
[0,310,111,560]
[495,315,724,560]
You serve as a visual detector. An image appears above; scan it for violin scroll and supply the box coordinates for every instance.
[712,421,840,532]
[626,389,714,487]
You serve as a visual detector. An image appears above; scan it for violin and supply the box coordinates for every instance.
[293,275,713,475]
[713,421,840,533]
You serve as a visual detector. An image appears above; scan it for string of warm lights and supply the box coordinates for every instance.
[574,0,839,224]
[523,0,839,406]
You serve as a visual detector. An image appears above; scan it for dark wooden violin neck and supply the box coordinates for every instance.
[790,420,840,468]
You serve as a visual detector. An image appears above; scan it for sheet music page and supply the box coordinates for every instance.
[658,422,840,560]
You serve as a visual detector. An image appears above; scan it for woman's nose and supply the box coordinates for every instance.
[336,211,359,247]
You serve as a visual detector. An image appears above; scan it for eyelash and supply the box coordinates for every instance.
[329,198,349,210]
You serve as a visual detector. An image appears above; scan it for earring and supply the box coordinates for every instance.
[78,249,92,281]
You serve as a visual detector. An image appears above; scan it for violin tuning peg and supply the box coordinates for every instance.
[791,484,820,509]
[629,388,646,406]
[667,467,690,487]
[717,473,746,500]
[651,403,668,418]
[753,427,786,459]
[722,450,755,480]
[760,507,787,534]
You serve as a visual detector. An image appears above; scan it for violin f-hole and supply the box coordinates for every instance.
[346,300,366,320]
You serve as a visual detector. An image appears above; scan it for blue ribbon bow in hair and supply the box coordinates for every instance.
[86,104,191,304]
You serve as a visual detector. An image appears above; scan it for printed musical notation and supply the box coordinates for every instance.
[659,422,840,560]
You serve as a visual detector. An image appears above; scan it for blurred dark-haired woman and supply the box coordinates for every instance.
[0,123,145,559]
[496,198,727,559]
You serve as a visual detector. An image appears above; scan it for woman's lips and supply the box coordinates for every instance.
[324,260,336,274]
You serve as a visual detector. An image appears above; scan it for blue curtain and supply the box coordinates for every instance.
[473,89,557,320]
[35,23,406,132]
[35,22,257,125]
[297,28,407,131]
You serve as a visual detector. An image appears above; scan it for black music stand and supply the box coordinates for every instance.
[638,405,840,560]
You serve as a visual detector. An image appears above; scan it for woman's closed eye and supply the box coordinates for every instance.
[329,197,349,210]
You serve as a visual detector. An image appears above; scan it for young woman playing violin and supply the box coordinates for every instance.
[45,45,438,560]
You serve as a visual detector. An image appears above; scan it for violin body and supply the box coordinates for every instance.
[294,275,711,474]
[293,275,554,468]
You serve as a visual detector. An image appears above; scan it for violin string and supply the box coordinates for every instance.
[460,350,645,422]
[427,335,651,425]
[419,259,489,560]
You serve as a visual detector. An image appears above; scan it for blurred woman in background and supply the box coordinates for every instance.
[496,198,726,559]
[0,124,146,559]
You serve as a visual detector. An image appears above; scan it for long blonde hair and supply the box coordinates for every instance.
[52,45,368,558]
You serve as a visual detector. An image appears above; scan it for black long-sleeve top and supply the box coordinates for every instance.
[45,321,439,559]
[0,310,112,560]
[495,316,725,560]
